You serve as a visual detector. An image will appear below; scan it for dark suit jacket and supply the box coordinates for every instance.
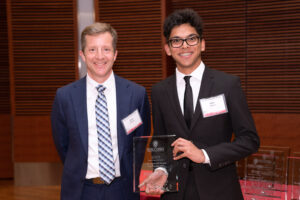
[151,66,260,200]
[51,74,151,200]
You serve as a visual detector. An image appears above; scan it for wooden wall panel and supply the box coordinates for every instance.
[13,116,59,162]
[0,1,13,178]
[7,0,78,116]
[95,0,164,95]
[247,1,300,113]
[0,1,10,113]
[0,115,13,178]
[253,113,300,153]
[7,0,78,162]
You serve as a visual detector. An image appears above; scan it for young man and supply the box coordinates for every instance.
[51,22,151,200]
[143,8,260,200]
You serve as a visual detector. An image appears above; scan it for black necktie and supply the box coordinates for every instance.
[184,76,193,128]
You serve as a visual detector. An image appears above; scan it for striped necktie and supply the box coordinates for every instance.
[95,85,115,184]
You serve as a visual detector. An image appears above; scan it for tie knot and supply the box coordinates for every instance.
[184,76,191,84]
[96,85,106,93]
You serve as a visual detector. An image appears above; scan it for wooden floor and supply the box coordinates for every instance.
[0,179,60,200]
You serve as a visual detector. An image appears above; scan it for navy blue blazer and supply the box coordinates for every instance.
[51,74,151,200]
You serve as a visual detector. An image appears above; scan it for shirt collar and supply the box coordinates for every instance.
[176,61,205,83]
[86,72,115,92]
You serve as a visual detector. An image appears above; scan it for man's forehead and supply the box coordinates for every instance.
[170,24,198,38]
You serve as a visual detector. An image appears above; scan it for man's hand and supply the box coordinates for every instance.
[171,138,205,163]
[138,169,168,195]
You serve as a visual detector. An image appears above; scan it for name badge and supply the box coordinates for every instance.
[200,94,228,118]
[122,109,143,135]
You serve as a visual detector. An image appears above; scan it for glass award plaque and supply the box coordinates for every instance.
[288,152,300,200]
[133,135,179,193]
[243,146,289,200]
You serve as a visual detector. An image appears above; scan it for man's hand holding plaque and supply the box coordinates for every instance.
[133,135,178,193]
[172,138,205,163]
[138,169,168,195]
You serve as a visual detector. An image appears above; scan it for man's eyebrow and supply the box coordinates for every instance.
[170,34,198,39]
[187,34,198,37]
[169,36,181,39]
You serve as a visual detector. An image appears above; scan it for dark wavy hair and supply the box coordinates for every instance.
[163,8,203,41]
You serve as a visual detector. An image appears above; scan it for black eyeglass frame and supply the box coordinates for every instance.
[168,35,201,48]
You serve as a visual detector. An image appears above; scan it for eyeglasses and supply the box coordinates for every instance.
[168,35,200,48]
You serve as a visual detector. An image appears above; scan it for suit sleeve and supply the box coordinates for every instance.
[205,77,260,170]
[151,85,171,170]
[133,87,151,190]
[151,85,167,136]
[137,88,151,137]
[51,89,69,163]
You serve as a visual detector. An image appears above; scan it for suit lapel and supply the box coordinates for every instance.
[71,77,89,155]
[190,66,214,130]
[115,75,131,162]
[166,75,189,133]
[70,75,132,160]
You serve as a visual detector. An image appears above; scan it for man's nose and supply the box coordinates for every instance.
[95,49,104,58]
[182,40,189,48]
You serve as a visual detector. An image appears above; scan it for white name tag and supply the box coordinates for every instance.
[121,109,143,135]
[200,94,228,118]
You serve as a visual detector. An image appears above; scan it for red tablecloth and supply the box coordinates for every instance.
[139,171,299,200]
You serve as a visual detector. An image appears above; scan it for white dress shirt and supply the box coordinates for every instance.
[176,62,205,114]
[85,72,121,178]
[176,61,210,164]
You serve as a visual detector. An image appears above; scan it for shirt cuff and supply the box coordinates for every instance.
[155,167,168,175]
[202,149,211,165]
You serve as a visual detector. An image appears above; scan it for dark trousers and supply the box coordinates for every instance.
[81,177,139,200]
[183,168,200,200]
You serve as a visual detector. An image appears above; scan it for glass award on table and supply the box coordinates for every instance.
[288,152,300,200]
[133,135,179,193]
[243,146,289,200]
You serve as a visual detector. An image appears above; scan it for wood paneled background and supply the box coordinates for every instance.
[95,0,166,96]
[0,0,13,178]
[6,0,78,165]
[1,0,299,181]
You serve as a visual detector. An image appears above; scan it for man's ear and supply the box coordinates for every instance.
[113,50,118,61]
[164,43,172,56]
[201,39,205,52]
[79,50,86,62]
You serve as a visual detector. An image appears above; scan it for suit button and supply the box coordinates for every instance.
[183,163,187,168]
